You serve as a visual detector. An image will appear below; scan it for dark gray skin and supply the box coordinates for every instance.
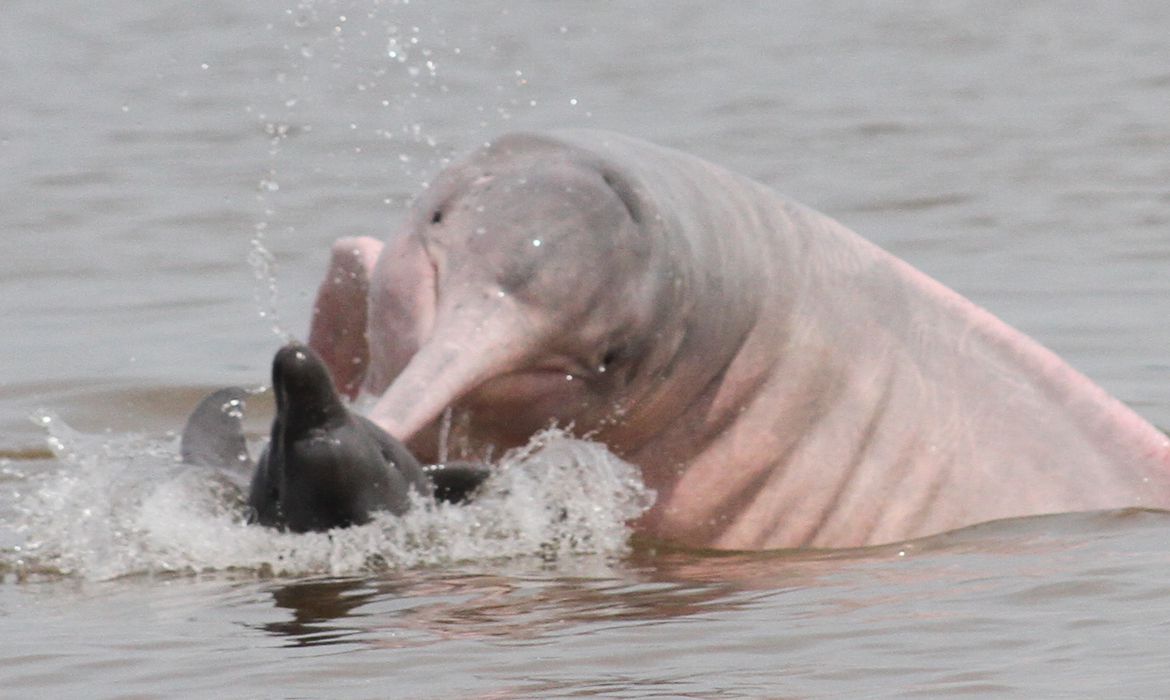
[249,342,428,531]
[180,386,251,469]
[180,342,490,533]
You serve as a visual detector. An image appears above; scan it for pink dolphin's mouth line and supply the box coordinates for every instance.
[470,365,591,403]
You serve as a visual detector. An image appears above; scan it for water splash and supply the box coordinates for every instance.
[247,234,289,342]
[437,406,453,464]
[2,417,654,582]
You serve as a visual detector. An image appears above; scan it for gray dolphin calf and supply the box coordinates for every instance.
[307,129,1170,549]
[181,343,489,532]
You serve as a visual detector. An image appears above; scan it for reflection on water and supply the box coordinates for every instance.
[254,556,768,648]
[263,576,395,646]
[249,508,1170,655]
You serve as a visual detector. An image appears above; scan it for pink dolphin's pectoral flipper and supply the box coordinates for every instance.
[307,236,384,398]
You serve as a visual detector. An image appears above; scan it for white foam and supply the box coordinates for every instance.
[4,416,654,581]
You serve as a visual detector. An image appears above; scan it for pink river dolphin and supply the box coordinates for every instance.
[306,129,1170,550]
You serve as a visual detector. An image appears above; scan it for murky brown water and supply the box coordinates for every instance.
[3,1,1170,696]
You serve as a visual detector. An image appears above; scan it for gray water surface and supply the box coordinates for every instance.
[3,1,1170,697]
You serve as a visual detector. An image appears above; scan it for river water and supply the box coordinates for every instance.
[3,1,1170,697]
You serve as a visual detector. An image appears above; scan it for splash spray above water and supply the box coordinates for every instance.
[2,414,654,582]
[0,3,658,585]
[242,0,594,345]
[246,232,289,342]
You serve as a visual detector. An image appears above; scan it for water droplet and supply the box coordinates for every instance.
[248,239,285,339]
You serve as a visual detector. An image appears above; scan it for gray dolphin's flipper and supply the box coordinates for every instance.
[424,461,492,503]
[180,387,254,469]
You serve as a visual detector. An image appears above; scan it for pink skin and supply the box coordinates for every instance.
[308,130,1170,550]
[307,236,383,398]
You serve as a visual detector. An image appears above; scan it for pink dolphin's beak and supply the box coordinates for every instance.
[367,295,544,443]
